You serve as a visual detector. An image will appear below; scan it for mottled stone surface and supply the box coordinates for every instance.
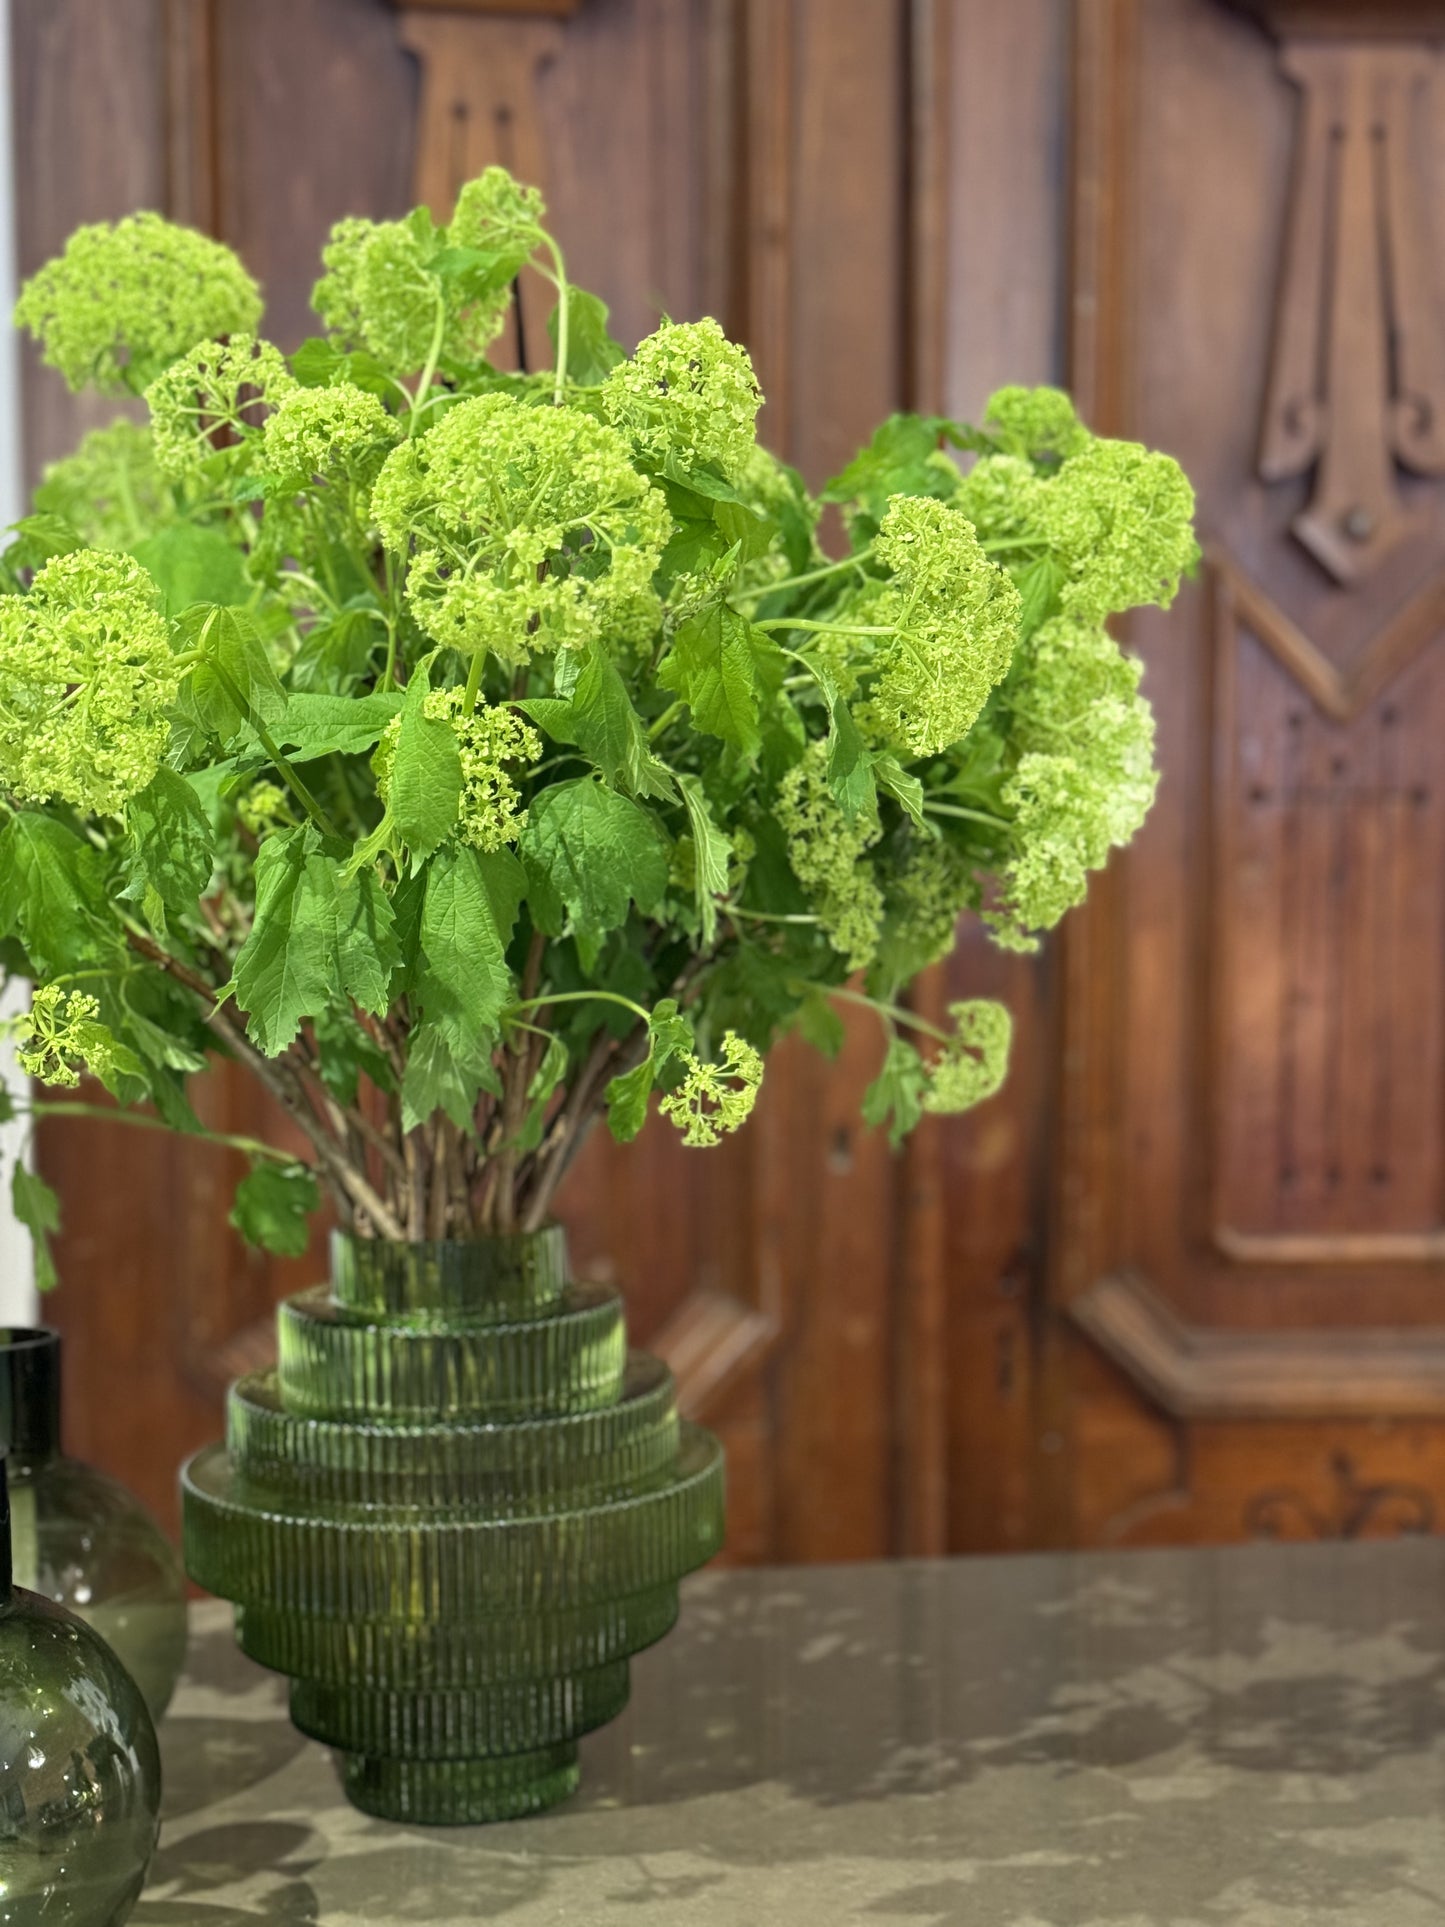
[139,1543,1445,1924]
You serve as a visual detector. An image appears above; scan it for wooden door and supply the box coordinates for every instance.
[933,0,1445,1552]
[20,0,1445,1562]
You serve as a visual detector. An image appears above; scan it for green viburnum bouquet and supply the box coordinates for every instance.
[0,171,1195,1277]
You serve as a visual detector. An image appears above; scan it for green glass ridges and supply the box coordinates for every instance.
[182,1227,725,1824]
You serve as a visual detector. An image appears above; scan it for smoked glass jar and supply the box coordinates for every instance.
[0,1330,187,1720]
[0,1452,162,1925]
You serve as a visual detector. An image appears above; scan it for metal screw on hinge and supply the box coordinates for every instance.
[1342,506,1374,543]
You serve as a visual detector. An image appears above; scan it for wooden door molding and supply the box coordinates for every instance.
[1071,1271,1445,1418]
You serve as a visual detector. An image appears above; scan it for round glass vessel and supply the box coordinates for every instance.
[0,1330,188,1720]
[0,1454,162,1926]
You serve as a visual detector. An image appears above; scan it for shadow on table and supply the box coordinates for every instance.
[134,1552,1445,1921]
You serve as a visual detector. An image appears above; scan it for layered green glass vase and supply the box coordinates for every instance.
[181,1228,724,1824]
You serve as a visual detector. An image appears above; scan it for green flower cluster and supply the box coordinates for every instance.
[922,999,1012,1115]
[146,334,297,477]
[0,549,179,815]
[602,319,761,478]
[658,1032,764,1147]
[263,382,398,488]
[371,392,669,663]
[775,743,883,972]
[1036,438,1197,621]
[32,421,175,550]
[0,174,1196,1261]
[12,986,125,1091]
[983,384,1091,464]
[868,495,1021,757]
[14,212,261,394]
[313,169,548,374]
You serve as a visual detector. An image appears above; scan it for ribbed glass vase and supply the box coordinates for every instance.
[181,1228,724,1824]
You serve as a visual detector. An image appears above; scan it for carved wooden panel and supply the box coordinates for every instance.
[1051,0,1445,1546]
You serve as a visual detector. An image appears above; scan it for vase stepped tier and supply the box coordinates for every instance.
[182,1229,725,1824]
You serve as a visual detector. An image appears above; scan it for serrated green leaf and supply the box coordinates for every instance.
[291,336,397,400]
[0,814,116,975]
[123,768,215,915]
[131,523,247,615]
[182,604,288,737]
[519,779,670,945]
[547,287,624,385]
[12,1163,60,1293]
[408,845,520,1121]
[289,608,384,694]
[273,691,404,761]
[401,1018,490,1134]
[230,827,397,1052]
[569,640,676,800]
[677,774,731,946]
[604,1054,654,1143]
[391,663,462,864]
[229,1159,319,1258]
[659,604,781,758]
[861,1035,929,1149]
[872,753,925,828]
[229,827,332,1054]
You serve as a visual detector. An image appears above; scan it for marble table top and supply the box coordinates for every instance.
[139,1540,1445,1925]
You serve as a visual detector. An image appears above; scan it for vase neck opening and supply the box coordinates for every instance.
[0,1329,62,1468]
[328,1227,571,1324]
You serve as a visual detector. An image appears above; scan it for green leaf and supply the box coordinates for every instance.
[648,997,694,1072]
[659,604,781,758]
[291,336,397,401]
[519,779,670,946]
[229,827,332,1054]
[802,653,875,820]
[182,605,288,737]
[861,1036,929,1149]
[332,863,401,1015]
[401,1019,488,1134]
[515,1034,569,1152]
[11,1164,61,1293]
[569,640,676,800]
[312,1006,395,1105]
[796,989,846,1059]
[3,512,85,578]
[123,768,215,916]
[821,413,956,534]
[872,753,925,828]
[408,845,521,1120]
[272,690,405,761]
[131,523,247,615]
[231,827,400,1054]
[547,287,624,385]
[0,814,115,974]
[290,608,385,694]
[229,1159,319,1258]
[677,774,730,946]
[604,1055,654,1144]
[391,663,462,864]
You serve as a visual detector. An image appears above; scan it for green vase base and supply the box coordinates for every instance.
[290,1660,630,1756]
[342,1742,580,1825]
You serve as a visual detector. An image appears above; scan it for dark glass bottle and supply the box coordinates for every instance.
[0,1453,162,1925]
[0,1331,187,1720]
